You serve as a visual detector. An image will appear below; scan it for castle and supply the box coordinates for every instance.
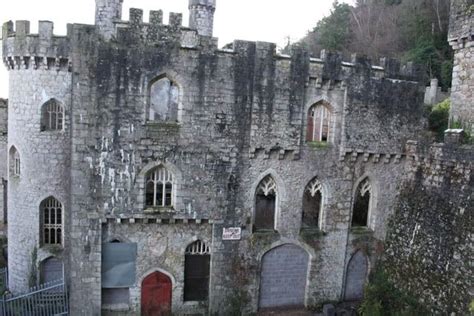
[0,0,472,315]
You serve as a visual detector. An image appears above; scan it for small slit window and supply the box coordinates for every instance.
[41,99,64,131]
[40,197,63,246]
[145,166,174,208]
[352,178,371,227]
[302,178,323,229]
[184,240,210,302]
[9,146,21,177]
[307,103,332,142]
[254,176,277,231]
[149,76,179,122]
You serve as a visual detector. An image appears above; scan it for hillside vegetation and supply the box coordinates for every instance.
[285,0,453,89]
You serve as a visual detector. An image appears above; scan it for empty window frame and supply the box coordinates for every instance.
[307,103,331,142]
[254,176,277,231]
[41,197,63,246]
[184,240,210,301]
[145,166,174,208]
[149,76,179,122]
[352,178,371,227]
[41,99,64,131]
[302,178,323,229]
[9,146,20,177]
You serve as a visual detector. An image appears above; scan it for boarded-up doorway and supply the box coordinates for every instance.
[259,244,309,309]
[141,271,172,316]
[344,250,368,301]
[40,257,63,284]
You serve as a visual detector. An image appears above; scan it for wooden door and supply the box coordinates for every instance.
[141,271,172,316]
[344,251,368,301]
[40,257,63,284]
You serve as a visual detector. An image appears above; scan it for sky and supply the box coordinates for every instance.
[0,0,353,98]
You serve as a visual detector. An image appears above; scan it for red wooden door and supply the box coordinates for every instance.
[141,271,172,316]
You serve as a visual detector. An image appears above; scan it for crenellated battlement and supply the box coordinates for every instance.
[2,20,71,72]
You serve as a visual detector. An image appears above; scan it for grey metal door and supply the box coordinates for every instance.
[344,250,368,301]
[259,244,309,309]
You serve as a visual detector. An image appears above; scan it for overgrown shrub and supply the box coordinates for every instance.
[359,268,429,316]
[428,98,450,141]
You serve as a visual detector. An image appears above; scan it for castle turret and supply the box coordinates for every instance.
[189,0,216,37]
[95,0,123,40]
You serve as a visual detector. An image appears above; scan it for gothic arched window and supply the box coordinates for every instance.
[9,146,21,177]
[302,178,323,229]
[41,99,64,131]
[184,240,210,301]
[254,176,277,231]
[307,103,332,142]
[352,178,371,227]
[145,166,174,208]
[40,197,63,246]
[149,76,179,122]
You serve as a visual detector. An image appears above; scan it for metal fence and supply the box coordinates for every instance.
[1,280,68,316]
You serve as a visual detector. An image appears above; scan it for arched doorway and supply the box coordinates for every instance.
[259,244,309,309]
[344,250,368,301]
[141,271,172,316]
[40,257,63,284]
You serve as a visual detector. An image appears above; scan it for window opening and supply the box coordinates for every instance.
[41,99,64,131]
[149,77,179,122]
[41,197,63,246]
[302,178,323,228]
[145,166,174,208]
[254,176,277,231]
[307,104,331,142]
[352,178,371,227]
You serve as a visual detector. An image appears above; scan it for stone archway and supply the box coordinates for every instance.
[344,250,368,301]
[258,244,309,309]
[141,271,172,316]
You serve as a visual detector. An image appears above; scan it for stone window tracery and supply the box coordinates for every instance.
[352,178,371,227]
[41,197,63,246]
[307,103,332,142]
[145,166,174,208]
[41,99,64,131]
[302,178,323,229]
[184,240,210,301]
[254,176,277,231]
[149,76,179,122]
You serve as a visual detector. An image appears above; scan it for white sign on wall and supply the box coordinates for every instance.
[222,227,242,241]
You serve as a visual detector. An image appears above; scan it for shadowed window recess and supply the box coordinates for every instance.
[254,176,277,231]
[184,240,210,302]
[352,178,371,227]
[302,178,323,229]
[9,146,20,177]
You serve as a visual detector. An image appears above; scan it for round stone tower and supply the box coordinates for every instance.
[95,0,124,40]
[2,20,72,292]
[189,0,216,37]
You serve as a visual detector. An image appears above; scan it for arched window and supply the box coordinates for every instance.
[254,176,277,231]
[149,76,179,122]
[40,257,64,284]
[352,178,371,227]
[307,102,332,142]
[145,166,174,208]
[9,146,21,177]
[41,99,64,131]
[40,197,63,246]
[184,240,210,301]
[302,178,323,229]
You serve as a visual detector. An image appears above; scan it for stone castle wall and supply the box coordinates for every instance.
[2,1,459,315]
[448,0,473,133]
[383,142,473,314]
[0,99,7,225]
